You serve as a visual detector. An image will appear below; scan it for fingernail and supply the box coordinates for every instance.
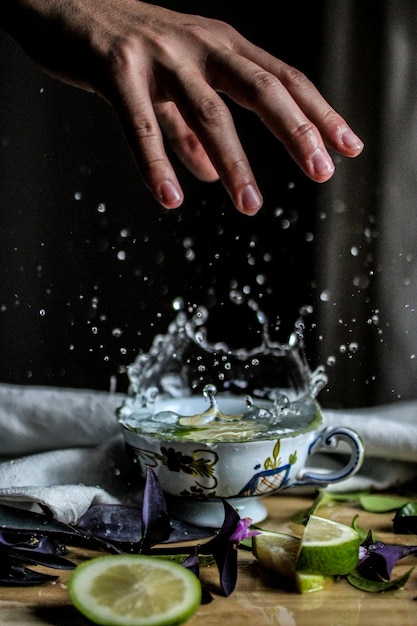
[311,148,335,178]
[341,129,364,151]
[159,180,183,207]
[241,184,263,214]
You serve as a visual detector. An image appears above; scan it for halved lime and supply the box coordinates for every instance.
[296,515,360,576]
[253,529,334,593]
[67,554,202,626]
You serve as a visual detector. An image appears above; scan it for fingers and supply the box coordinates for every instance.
[108,69,185,210]
[252,77,338,183]
[278,62,364,158]
[170,70,264,214]
[156,101,219,182]
[227,39,364,161]
[109,57,263,214]
[207,45,363,185]
[102,14,363,215]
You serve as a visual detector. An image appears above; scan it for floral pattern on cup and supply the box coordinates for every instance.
[129,444,219,492]
[238,439,297,496]
[128,438,301,500]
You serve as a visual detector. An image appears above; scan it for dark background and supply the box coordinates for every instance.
[0,1,387,406]
[0,2,322,388]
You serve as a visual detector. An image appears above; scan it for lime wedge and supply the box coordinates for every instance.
[253,529,334,593]
[67,554,202,626]
[296,515,360,576]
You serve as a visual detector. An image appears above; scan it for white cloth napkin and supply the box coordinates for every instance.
[0,383,416,523]
[0,384,138,523]
[320,404,417,491]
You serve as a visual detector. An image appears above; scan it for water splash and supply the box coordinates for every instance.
[117,300,327,442]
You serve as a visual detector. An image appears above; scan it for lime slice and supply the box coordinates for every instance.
[296,515,360,576]
[253,529,334,593]
[67,554,202,626]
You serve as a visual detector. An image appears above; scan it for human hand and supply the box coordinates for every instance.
[1,0,364,214]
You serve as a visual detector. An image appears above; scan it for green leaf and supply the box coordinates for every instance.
[291,490,366,525]
[321,491,367,503]
[152,553,215,567]
[393,502,417,534]
[358,494,409,513]
[347,567,415,592]
[396,501,417,517]
[238,537,254,551]
[351,515,374,544]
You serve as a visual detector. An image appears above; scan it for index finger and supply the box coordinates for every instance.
[105,62,185,209]
[171,67,264,214]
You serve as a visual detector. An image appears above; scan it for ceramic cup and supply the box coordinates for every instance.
[119,395,364,527]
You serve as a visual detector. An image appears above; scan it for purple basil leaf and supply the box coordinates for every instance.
[199,586,214,604]
[140,466,173,552]
[201,499,241,553]
[0,530,75,568]
[181,549,200,577]
[219,499,241,535]
[200,499,241,596]
[0,572,58,586]
[76,504,142,543]
[0,531,74,569]
[0,504,76,537]
[2,546,75,570]
[212,539,238,597]
[0,507,123,555]
[76,504,213,546]
[347,567,414,592]
[358,541,417,581]
[0,559,58,586]
[0,530,67,555]
[0,504,115,553]
[168,519,215,543]
[180,549,213,604]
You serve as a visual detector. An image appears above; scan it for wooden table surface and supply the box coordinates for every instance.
[1,493,416,626]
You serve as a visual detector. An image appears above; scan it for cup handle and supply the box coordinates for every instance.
[292,426,364,487]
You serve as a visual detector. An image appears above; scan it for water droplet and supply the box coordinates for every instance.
[353,275,370,289]
[203,384,217,399]
[172,297,184,311]
[185,248,195,261]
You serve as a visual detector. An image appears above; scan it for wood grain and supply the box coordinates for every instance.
[1,493,416,626]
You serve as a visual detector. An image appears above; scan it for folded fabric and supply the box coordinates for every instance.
[318,403,417,492]
[0,485,120,525]
[322,403,417,463]
[0,383,122,456]
[0,383,416,523]
[0,434,141,524]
